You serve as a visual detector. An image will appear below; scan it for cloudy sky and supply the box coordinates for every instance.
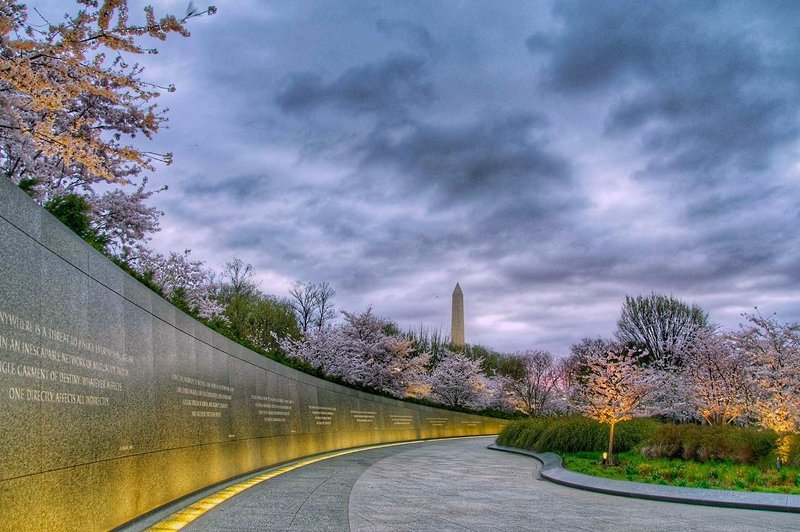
[85,1,800,352]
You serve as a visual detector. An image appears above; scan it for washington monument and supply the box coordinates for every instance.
[451,283,465,346]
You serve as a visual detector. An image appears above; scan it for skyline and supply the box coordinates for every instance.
[51,1,800,353]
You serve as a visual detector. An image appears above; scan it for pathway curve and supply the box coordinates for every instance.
[185,437,800,531]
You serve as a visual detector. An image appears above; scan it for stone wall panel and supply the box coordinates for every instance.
[0,177,507,531]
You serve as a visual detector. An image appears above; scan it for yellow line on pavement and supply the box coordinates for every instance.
[146,436,491,531]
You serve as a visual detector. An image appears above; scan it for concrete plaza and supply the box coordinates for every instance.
[184,437,799,531]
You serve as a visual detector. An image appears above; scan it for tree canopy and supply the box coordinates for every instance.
[616,293,709,366]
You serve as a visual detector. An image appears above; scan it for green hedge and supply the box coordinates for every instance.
[641,424,777,464]
[497,416,787,465]
[496,416,661,454]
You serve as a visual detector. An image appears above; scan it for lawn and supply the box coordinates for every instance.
[561,451,800,494]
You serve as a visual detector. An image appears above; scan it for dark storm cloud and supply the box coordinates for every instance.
[375,19,438,55]
[536,0,800,182]
[132,1,800,352]
[183,174,276,201]
[274,54,432,116]
[524,33,552,53]
[360,112,569,202]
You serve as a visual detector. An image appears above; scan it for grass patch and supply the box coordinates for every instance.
[562,451,800,494]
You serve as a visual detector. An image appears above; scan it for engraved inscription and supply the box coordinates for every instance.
[427,417,449,426]
[389,414,414,426]
[351,410,377,424]
[172,373,233,418]
[0,310,129,409]
[252,395,294,423]
[309,405,336,426]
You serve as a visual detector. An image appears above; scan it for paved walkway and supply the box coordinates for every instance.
[186,437,800,531]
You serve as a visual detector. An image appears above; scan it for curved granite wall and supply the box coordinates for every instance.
[0,178,507,531]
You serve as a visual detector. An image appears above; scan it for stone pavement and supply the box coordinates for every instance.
[185,437,800,531]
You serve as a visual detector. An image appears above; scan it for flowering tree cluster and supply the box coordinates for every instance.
[560,308,800,465]
[680,329,751,426]
[2,1,214,263]
[131,248,222,319]
[733,313,800,437]
[275,309,510,407]
[429,349,490,408]
[628,312,800,433]
[278,308,430,398]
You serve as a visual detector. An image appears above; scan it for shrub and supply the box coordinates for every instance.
[785,434,800,467]
[546,417,608,452]
[496,416,661,453]
[642,424,777,464]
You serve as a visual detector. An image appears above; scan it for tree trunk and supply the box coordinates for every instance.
[607,422,616,465]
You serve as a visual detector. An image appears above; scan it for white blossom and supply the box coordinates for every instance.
[277,308,429,398]
[428,350,489,408]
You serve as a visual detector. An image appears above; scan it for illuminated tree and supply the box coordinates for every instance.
[562,337,620,388]
[681,329,752,425]
[733,313,800,460]
[568,348,662,463]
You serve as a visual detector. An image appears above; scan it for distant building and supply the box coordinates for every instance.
[451,283,465,346]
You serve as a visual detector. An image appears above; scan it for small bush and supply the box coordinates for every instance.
[642,424,777,464]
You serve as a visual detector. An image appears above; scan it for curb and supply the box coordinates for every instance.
[488,444,800,514]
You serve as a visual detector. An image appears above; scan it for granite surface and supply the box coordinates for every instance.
[0,176,507,531]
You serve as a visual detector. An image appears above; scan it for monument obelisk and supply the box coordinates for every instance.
[451,282,465,347]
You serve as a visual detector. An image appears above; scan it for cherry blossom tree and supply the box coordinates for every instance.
[277,308,429,398]
[89,177,165,259]
[428,350,489,408]
[568,348,663,463]
[502,350,562,416]
[562,337,620,389]
[1,1,214,186]
[1,1,213,259]
[681,329,752,425]
[733,313,800,460]
[132,248,222,319]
